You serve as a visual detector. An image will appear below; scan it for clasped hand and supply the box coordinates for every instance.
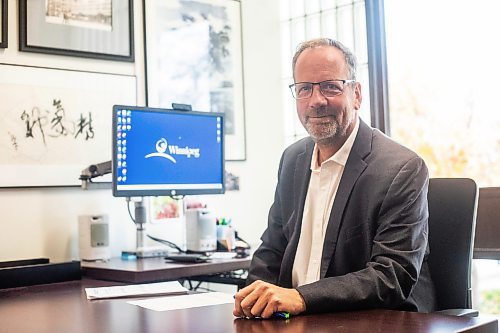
[232,280,306,318]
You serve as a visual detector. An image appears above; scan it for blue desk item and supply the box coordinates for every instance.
[121,252,137,260]
[271,311,290,319]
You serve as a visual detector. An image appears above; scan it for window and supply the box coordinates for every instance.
[385,0,500,314]
[280,0,370,146]
[385,0,500,187]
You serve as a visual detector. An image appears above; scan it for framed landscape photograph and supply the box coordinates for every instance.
[0,0,7,48]
[19,0,134,61]
[144,0,246,160]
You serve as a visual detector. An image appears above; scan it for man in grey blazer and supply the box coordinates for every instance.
[233,38,436,318]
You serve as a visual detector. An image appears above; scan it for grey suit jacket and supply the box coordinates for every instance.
[247,119,437,313]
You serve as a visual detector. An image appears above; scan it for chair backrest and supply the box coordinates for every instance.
[427,178,478,310]
[474,187,500,260]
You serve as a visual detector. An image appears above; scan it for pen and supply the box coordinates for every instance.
[271,311,290,319]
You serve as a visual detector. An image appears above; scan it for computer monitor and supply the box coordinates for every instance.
[112,105,225,197]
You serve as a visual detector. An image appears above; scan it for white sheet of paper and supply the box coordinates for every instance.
[85,281,188,300]
[209,252,236,259]
[127,292,234,311]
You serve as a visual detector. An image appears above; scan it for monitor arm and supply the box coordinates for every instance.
[79,160,112,190]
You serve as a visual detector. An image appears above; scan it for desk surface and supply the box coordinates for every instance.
[81,256,251,283]
[0,279,497,333]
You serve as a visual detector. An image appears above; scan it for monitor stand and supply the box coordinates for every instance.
[123,198,169,259]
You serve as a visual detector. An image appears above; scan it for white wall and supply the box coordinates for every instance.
[0,0,283,261]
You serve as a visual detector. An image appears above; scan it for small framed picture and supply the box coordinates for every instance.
[19,0,134,61]
[150,196,182,221]
[0,0,7,48]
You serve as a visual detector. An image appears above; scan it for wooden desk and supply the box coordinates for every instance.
[81,256,251,283]
[0,279,497,333]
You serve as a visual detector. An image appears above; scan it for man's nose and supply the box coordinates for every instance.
[309,85,328,106]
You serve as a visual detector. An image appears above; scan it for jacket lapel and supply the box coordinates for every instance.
[320,120,372,277]
[278,138,314,287]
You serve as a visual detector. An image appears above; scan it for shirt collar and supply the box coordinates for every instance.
[310,118,360,171]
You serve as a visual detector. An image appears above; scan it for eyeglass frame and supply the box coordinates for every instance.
[288,79,356,99]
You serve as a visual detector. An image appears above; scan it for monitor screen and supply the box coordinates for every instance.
[112,105,225,197]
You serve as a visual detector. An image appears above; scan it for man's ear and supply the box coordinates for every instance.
[354,82,362,110]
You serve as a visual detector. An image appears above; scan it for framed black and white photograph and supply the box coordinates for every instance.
[0,64,137,187]
[0,0,7,48]
[19,0,134,61]
[144,0,246,161]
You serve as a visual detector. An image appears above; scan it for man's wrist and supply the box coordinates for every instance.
[294,289,307,313]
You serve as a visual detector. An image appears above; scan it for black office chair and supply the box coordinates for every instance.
[427,178,479,317]
[474,187,500,260]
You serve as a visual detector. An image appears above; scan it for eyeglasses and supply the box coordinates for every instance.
[289,79,355,99]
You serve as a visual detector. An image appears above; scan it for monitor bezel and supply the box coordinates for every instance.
[112,105,225,197]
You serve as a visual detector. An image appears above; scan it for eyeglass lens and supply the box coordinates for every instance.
[292,80,345,99]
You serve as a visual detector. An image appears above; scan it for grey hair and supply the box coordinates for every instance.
[292,38,357,80]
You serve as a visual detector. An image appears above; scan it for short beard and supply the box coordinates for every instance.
[304,110,353,146]
[305,120,342,145]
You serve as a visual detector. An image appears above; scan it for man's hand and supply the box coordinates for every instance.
[233,280,306,318]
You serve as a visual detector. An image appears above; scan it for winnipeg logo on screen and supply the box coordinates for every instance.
[144,138,201,164]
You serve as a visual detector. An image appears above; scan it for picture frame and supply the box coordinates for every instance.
[19,0,134,62]
[0,64,137,188]
[144,0,246,161]
[0,0,7,48]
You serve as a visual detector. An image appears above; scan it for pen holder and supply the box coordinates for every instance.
[217,225,235,251]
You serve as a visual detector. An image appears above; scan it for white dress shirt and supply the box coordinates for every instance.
[292,120,360,287]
